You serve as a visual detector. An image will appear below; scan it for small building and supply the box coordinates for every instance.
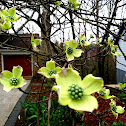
[0,34,39,78]
[116,30,126,83]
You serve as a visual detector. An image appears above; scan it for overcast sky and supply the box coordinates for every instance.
[8,0,126,43]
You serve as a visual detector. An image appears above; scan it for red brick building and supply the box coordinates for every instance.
[0,34,39,77]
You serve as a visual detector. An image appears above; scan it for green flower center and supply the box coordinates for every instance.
[112,50,115,53]
[67,47,73,54]
[112,105,117,112]
[99,91,106,96]
[68,84,84,100]
[81,40,85,44]
[7,15,14,21]
[9,77,18,86]
[49,70,56,76]
[32,40,35,43]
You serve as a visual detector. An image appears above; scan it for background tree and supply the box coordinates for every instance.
[0,0,126,125]
[0,0,126,83]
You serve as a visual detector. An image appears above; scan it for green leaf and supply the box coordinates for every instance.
[9,7,16,16]
[26,115,37,120]
[118,83,126,89]
[114,52,121,57]
[69,0,81,10]
[55,1,62,7]
[1,10,9,17]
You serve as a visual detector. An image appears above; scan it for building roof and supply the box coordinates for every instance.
[0,33,39,49]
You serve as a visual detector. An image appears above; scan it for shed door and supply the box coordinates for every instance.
[3,55,32,76]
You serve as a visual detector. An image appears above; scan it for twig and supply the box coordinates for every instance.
[18,87,51,94]
[48,91,52,126]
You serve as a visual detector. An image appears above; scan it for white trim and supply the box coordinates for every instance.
[0,49,33,76]
[1,54,4,71]
[31,54,33,76]
[0,49,31,55]
[124,33,126,41]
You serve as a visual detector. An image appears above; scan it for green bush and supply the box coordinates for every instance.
[112,121,126,126]
[20,96,48,126]
[116,92,126,101]
[20,96,74,126]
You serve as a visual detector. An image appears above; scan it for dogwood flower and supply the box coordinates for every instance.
[99,88,115,99]
[38,60,61,78]
[79,33,90,47]
[65,40,83,61]
[108,39,121,57]
[55,1,62,7]
[0,7,20,22]
[90,34,94,38]
[108,37,114,45]
[31,35,41,51]
[0,66,26,92]
[96,38,103,47]
[110,45,121,57]
[0,21,12,30]
[118,83,126,89]
[109,99,125,118]
[52,66,104,112]
[69,0,81,10]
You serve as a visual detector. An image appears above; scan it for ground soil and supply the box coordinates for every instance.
[84,93,126,126]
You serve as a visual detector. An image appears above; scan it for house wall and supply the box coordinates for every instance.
[0,34,40,77]
[117,68,126,83]
[116,35,126,83]
[0,54,2,72]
